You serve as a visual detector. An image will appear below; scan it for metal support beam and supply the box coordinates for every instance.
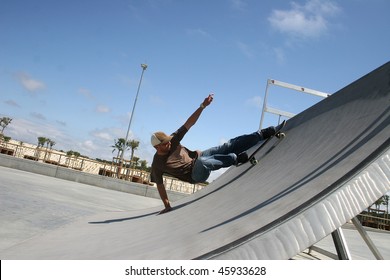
[268,79,331,98]
[351,217,384,260]
[331,227,351,260]
[265,106,296,119]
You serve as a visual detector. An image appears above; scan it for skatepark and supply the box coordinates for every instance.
[0,61,389,260]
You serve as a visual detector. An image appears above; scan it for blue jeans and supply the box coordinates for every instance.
[191,132,263,183]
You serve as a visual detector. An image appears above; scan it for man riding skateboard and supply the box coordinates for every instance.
[150,94,284,214]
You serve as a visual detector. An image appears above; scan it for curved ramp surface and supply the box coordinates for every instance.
[2,62,390,260]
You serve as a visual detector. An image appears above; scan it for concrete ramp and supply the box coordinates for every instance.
[2,62,390,259]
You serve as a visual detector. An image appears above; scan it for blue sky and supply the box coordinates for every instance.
[1,0,389,179]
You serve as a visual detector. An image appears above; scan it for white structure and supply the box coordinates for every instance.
[259,79,330,129]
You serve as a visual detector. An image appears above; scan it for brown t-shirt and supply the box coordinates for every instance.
[151,125,200,184]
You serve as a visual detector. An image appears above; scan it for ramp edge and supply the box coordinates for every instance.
[210,148,390,259]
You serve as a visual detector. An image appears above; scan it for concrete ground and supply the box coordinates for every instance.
[0,166,161,253]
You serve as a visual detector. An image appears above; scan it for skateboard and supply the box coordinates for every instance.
[248,120,286,165]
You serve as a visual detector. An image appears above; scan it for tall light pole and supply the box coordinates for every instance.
[119,64,148,171]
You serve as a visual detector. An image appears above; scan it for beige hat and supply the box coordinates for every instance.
[151,131,173,147]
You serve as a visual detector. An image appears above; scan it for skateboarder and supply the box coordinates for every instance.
[151,94,283,214]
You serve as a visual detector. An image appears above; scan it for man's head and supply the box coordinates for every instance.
[151,131,172,149]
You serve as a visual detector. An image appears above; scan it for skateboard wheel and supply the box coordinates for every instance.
[250,158,258,165]
[277,132,285,139]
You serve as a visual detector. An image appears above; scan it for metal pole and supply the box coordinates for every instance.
[331,227,351,260]
[259,79,270,130]
[119,64,148,167]
[351,217,384,260]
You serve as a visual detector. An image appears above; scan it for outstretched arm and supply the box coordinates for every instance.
[156,183,172,213]
[183,94,214,130]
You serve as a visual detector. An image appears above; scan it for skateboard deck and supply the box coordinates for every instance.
[248,120,286,165]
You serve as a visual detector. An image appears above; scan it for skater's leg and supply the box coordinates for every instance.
[191,124,282,183]
[191,153,237,183]
[202,124,281,157]
[201,132,261,157]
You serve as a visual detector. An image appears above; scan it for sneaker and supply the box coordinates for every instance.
[259,126,276,140]
[259,120,286,140]
[236,152,249,165]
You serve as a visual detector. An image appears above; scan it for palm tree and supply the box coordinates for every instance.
[132,156,140,169]
[139,160,148,171]
[0,117,12,134]
[35,137,47,159]
[44,139,56,161]
[111,138,131,178]
[47,139,56,149]
[128,139,140,168]
[37,137,47,148]
[111,138,128,162]
[374,197,385,211]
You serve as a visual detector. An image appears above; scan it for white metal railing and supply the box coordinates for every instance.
[259,79,331,129]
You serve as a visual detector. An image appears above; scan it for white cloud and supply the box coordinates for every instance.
[246,96,263,109]
[79,140,98,152]
[90,127,128,146]
[7,118,66,146]
[268,0,341,39]
[6,113,153,162]
[96,105,110,113]
[92,131,112,141]
[90,127,123,141]
[16,72,46,92]
[5,116,110,160]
